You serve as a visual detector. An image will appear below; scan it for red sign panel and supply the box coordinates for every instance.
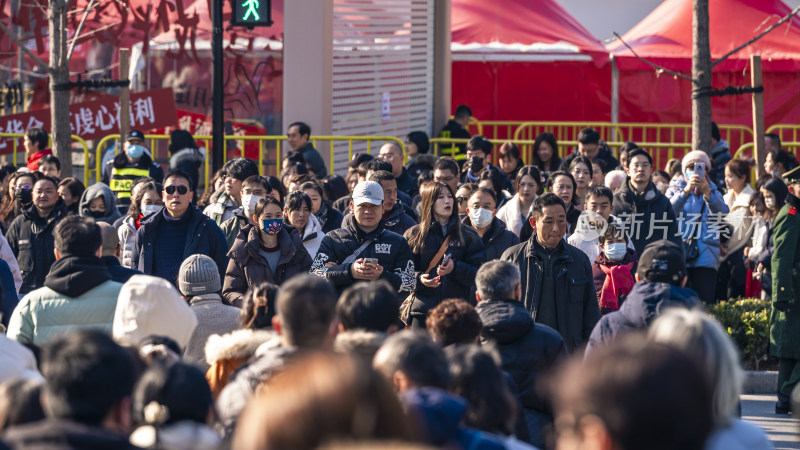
[0,88,178,151]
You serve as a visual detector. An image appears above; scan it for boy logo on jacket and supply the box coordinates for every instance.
[375,243,392,254]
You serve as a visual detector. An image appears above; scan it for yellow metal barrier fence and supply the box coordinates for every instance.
[0,133,90,182]
[94,134,406,187]
[430,137,693,172]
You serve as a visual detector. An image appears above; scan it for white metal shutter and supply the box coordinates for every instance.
[330,0,435,174]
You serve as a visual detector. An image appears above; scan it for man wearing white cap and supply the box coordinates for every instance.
[310,180,416,295]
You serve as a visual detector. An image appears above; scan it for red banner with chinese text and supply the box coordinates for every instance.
[0,88,178,152]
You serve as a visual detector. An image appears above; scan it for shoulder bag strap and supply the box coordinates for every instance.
[425,236,451,273]
[342,239,373,266]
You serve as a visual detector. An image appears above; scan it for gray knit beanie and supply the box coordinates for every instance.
[178,255,221,296]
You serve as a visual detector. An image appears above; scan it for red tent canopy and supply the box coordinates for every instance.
[452,0,605,58]
[609,0,800,71]
[608,0,800,127]
[450,0,611,125]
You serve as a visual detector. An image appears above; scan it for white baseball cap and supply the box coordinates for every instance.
[352,181,384,206]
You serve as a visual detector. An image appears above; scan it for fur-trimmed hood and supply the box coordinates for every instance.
[334,329,388,360]
[204,329,276,366]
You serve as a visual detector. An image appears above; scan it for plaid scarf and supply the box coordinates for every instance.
[208,189,237,224]
[314,200,329,229]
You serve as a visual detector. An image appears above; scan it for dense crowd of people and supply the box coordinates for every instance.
[0,117,793,449]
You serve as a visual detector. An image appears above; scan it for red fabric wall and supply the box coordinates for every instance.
[452,60,612,124]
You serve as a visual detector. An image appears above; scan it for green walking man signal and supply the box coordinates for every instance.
[231,0,273,28]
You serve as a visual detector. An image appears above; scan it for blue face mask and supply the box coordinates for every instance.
[261,218,283,235]
[685,168,695,179]
[126,144,145,160]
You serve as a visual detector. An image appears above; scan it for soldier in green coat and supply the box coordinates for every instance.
[771,165,800,414]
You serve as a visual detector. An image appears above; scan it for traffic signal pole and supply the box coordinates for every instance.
[212,0,225,176]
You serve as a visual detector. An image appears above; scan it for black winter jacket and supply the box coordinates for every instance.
[613,179,682,255]
[131,205,228,284]
[585,281,701,356]
[311,222,416,295]
[404,217,485,320]
[477,298,566,413]
[316,200,343,234]
[461,216,520,261]
[342,203,417,236]
[6,201,67,295]
[500,238,600,353]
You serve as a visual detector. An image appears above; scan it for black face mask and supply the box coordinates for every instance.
[468,156,484,173]
[15,188,32,205]
[88,210,106,219]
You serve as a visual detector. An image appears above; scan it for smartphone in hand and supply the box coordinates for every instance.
[363,258,379,269]
[694,162,705,178]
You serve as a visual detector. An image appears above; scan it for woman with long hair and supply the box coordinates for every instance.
[568,155,593,210]
[403,182,485,329]
[531,132,562,174]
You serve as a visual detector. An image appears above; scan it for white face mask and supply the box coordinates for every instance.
[469,207,494,228]
[141,204,162,216]
[604,242,627,261]
[765,197,776,210]
[242,194,265,218]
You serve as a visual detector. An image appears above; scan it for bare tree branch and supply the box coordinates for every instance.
[711,5,800,67]
[612,32,698,84]
[0,19,52,72]
[67,0,98,62]
[71,21,120,41]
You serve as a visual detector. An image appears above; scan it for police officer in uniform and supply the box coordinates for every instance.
[771,165,800,414]
[102,130,164,214]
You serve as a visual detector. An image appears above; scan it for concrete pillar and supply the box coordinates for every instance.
[433,0,452,135]
[282,0,334,170]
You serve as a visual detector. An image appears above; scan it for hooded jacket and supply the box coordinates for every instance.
[399,388,506,450]
[112,274,198,350]
[183,293,242,373]
[131,205,229,284]
[169,146,205,191]
[476,298,566,413]
[404,217,485,320]
[311,221,416,295]
[223,225,312,306]
[462,216,520,261]
[298,212,324,259]
[613,178,682,256]
[585,281,702,356]
[6,255,121,345]
[78,182,123,225]
[216,337,299,436]
[666,175,729,269]
[341,202,417,237]
[204,329,276,398]
[6,200,68,295]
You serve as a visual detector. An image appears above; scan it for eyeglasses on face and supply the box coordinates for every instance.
[164,185,189,195]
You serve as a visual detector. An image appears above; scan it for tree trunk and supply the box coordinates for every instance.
[49,0,72,177]
[692,0,712,155]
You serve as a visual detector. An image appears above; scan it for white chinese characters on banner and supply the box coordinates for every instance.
[0,116,45,150]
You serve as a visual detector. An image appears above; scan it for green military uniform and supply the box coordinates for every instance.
[771,166,800,411]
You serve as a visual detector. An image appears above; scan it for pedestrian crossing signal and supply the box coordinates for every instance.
[231,0,273,28]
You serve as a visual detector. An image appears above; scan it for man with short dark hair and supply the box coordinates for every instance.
[311,181,416,296]
[561,128,619,174]
[765,132,782,152]
[24,127,52,171]
[373,330,505,449]
[131,170,228,285]
[613,148,681,255]
[341,170,416,235]
[475,260,566,447]
[7,176,68,295]
[464,187,519,260]
[501,193,600,353]
[286,121,327,178]
[7,216,123,344]
[460,136,512,192]
[585,240,701,356]
[216,275,337,434]
[38,154,61,179]
[439,104,472,156]
[204,157,259,224]
[334,280,400,359]
[219,175,272,248]
[378,142,417,197]
[2,330,139,449]
[97,222,142,284]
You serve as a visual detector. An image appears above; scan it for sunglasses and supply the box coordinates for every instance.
[164,185,189,195]
[456,196,467,204]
